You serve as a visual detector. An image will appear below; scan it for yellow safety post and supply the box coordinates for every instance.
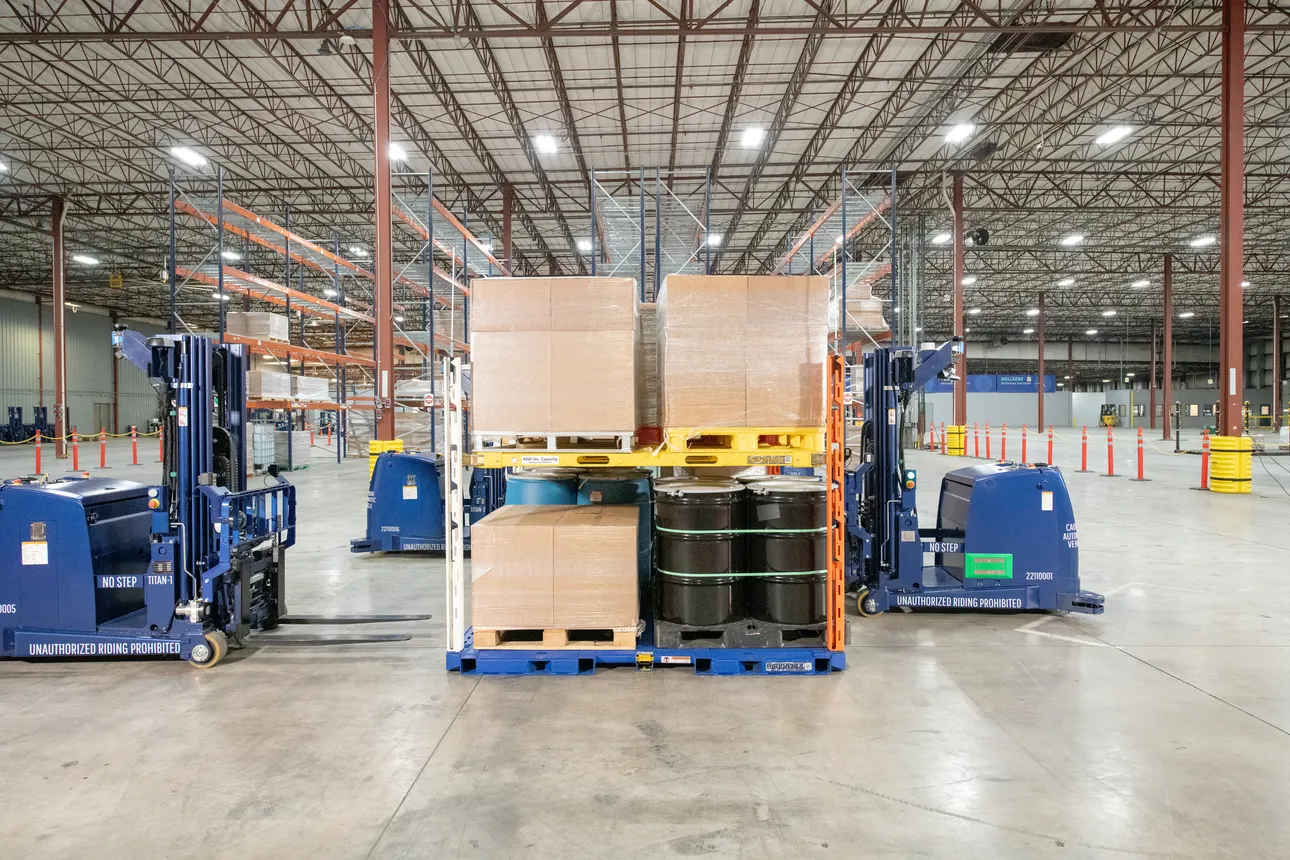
[1209,435,1252,494]
[368,438,405,477]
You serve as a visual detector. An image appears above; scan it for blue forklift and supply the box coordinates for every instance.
[846,339,1104,617]
[0,327,295,667]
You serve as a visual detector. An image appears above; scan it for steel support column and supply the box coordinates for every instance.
[51,198,68,459]
[1218,0,1245,436]
[1163,253,1174,441]
[1149,321,1158,429]
[502,183,513,271]
[1274,295,1284,431]
[952,173,966,426]
[1037,292,1045,431]
[373,0,395,440]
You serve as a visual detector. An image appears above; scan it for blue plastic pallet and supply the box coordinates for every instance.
[446,629,845,676]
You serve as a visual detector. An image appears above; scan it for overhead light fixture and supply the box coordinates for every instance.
[1025,308,1040,317]
[72,254,99,265]
[324,288,338,298]
[388,142,408,162]
[706,233,723,247]
[1179,311,1195,319]
[211,291,232,301]
[945,123,976,144]
[1059,234,1085,246]
[170,146,207,167]
[477,239,492,251]
[834,235,844,245]
[1095,126,1134,146]
[394,315,405,323]
[1102,378,1111,383]
[349,246,368,258]
[1240,279,1249,287]
[1101,309,1117,317]
[964,327,971,333]
[1189,235,1216,248]
[931,232,952,245]
[1086,328,1098,336]
[576,238,593,253]
[961,276,977,286]
[893,306,900,313]
[221,250,241,261]
[1131,279,1150,288]
[533,134,558,155]
[1058,277,1075,287]
[915,326,924,333]
[741,127,766,148]
[1126,372,1136,378]
[0,159,8,172]
[968,307,981,315]
[1063,375,1072,379]
[1023,328,1034,335]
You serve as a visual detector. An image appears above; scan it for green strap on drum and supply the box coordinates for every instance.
[654,526,826,535]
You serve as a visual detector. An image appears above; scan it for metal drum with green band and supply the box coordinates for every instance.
[743,477,827,625]
[653,478,746,626]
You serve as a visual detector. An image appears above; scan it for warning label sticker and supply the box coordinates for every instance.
[521,455,559,465]
[21,541,48,565]
[965,552,1013,579]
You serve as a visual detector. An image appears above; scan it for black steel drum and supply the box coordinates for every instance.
[653,478,746,626]
[744,477,827,625]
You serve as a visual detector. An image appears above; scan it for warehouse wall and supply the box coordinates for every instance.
[923,392,1072,429]
[0,294,165,435]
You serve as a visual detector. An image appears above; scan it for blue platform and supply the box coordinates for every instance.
[446,628,845,676]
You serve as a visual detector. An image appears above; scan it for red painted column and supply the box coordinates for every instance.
[1162,254,1174,441]
[502,183,513,271]
[372,0,395,440]
[1149,321,1158,429]
[51,198,68,459]
[1218,0,1245,436]
[952,173,966,426]
[1274,295,1284,431]
[1037,292,1045,431]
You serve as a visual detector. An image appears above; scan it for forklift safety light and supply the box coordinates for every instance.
[147,488,158,497]
[905,480,915,489]
[148,498,160,509]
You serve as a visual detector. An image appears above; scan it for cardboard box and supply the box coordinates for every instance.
[470,331,551,433]
[637,303,659,428]
[549,277,637,331]
[291,375,330,402]
[246,370,292,399]
[745,275,828,426]
[657,275,746,427]
[470,278,551,331]
[227,311,289,342]
[553,505,639,629]
[470,505,563,629]
[551,330,637,432]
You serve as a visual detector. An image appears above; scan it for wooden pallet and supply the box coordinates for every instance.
[663,427,825,454]
[472,432,635,453]
[473,627,638,650]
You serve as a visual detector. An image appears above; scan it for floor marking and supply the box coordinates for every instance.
[1015,616,1056,631]
[1017,627,1109,647]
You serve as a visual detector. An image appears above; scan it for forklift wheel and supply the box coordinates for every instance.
[855,588,882,618]
[189,631,228,669]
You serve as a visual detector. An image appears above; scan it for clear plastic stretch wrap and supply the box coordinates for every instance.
[829,271,889,335]
[290,376,331,402]
[657,275,828,429]
[470,504,639,630]
[637,302,660,430]
[469,277,639,435]
[246,370,293,399]
[346,411,434,454]
[226,311,290,342]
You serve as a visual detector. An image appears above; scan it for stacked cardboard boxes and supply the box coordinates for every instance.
[470,504,639,630]
[470,277,638,435]
[657,275,828,428]
[247,369,293,399]
[227,311,290,342]
[291,375,330,402]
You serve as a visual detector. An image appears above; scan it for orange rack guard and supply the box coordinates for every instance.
[826,354,846,652]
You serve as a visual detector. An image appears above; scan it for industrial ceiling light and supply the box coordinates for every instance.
[1063,375,1071,379]
[477,238,492,251]
[349,246,368,258]
[394,315,405,323]
[1095,125,1134,146]
[741,127,766,148]
[1131,279,1150,288]
[1189,235,1216,247]
[1058,277,1075,286]
[706,233,723,247]
[893,306,900,313]
[388,142,408,162]
[931,232,952,245]
[1179,311,1196,318]
[324,288,337,298]
[1126,372,1136,378]
[533,134,558,155]
[1059,233,1085,246]
[945,123,976,144]
[72,254,99,265]
[170,146,207,167]
[1023,328,1034,334]
[211,291,232,301]
[1025,308,1040,316]
[221,250,241,261]
[968,307,981,315]
[1240,279,1249,287]
[0,159,8,172]
[1101,378,1111,383]
[1086,328,1098,335]
[964,327,971,333]
[1102,309,1117,317]
[961,276,977,286]
[915,326,924,333]
[576,238,593,253]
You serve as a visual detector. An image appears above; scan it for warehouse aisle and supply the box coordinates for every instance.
[2,451,1289,860]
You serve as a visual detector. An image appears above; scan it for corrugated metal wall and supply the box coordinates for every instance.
[0,295,164,435]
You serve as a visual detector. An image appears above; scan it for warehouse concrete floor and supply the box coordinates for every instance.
[2,434,1290,859]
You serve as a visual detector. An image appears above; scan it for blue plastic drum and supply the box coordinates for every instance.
[577,469,653,587]
[504,469,579,505]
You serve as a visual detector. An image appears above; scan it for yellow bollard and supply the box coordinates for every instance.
[1209,435,1252,494]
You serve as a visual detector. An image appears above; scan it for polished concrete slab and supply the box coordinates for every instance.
[1,438,1289,859]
